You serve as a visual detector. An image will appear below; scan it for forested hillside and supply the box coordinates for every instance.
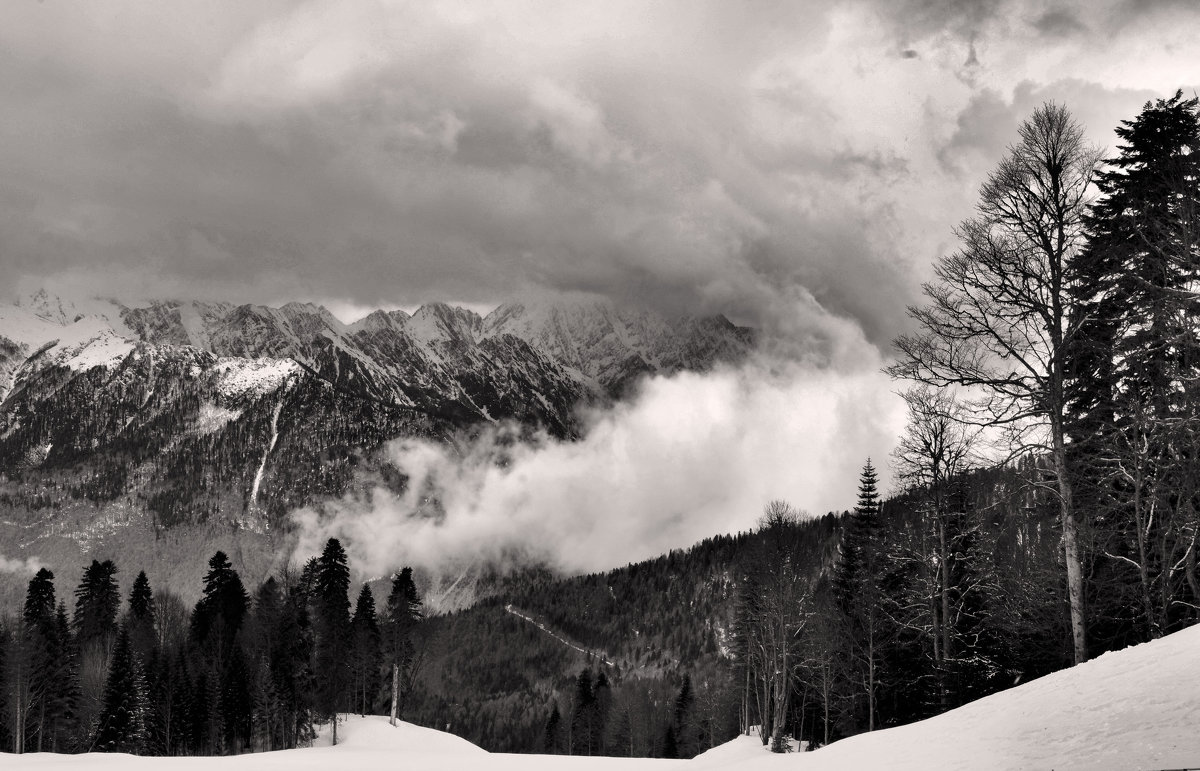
[0,296,753,609]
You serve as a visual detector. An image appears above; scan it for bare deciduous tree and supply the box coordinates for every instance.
[888,103,1102,664]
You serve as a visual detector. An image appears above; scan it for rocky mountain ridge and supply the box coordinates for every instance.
[0,290,753,607]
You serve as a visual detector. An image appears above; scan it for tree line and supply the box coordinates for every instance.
[735,91,1200,751]
[1,538,423,756]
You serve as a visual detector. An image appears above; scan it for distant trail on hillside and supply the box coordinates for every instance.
[504,604,617,668]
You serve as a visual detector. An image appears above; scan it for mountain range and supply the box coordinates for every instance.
[0,290,753,607]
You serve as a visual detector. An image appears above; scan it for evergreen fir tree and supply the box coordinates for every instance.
[673,673,695,757]
[73,560,120,648]
[833,459,891,732]
[268,585,316,749]
[220,646,253,753]
[20,570,78,752]
[312,539,352,744]
[127,571,156,664]
[349,584,381,716]
[93,624,149,754]
[543,701,561,754]
[593,670,612,755]
[569,669,595,755]
[383,566,423,719]
[1067,91,1200,643]
[191,551,249,655]
[47,602,79,752]
[662,724,679,759]
[24,568,56,627]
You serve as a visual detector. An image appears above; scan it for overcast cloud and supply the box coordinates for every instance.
[3,0,1198,342]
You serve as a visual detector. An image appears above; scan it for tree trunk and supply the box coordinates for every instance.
[821,664,830,747]
[741,662,750,735]
[14,683,22,754]
[331,714,338,746]
[769,669,790,751]
[867,631,876,732]
[939,516,952,660]
[1052,437,1088,664]
[389,664,399,726]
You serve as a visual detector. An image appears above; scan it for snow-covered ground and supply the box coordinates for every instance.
[14,624,1200,770]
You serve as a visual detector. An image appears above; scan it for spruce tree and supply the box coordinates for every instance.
[74,560,120,648]
[543,701,562,754]
[1067,90,1200,643]
[349,585,381,716]
[128,571,156,663]
[191,551,249,655]
[312,539,351,744]
[24,568,56,627]
[383,566,423,721]
[593,670,612,754]
[93,624,149,754]
[673,674,695,757]
[220,646,253,753]
[569,669,595,755]
[834,459,890,732]
[19,570,80,753]
[47,602,79,752]
[275,588,316,749]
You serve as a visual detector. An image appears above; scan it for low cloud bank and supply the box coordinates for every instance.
[291,348,904,578]
[0,555,44,575]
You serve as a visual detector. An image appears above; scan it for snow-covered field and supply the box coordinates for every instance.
[13,624,1200,770]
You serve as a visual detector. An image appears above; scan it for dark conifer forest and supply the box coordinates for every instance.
[3,92,1200,759]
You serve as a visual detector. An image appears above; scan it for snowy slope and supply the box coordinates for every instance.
[13,625,1200,769]
[14,715,685,770]
[710,623,1200,771]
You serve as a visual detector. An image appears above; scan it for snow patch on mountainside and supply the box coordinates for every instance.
[52,324,136,371]
[0,303,135,373]
[214,358,300,400]
[0,304,67,349]
[194,403,242,435]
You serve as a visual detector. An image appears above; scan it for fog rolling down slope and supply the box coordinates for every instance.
[0,291,753,608]
[16,617,1200,770]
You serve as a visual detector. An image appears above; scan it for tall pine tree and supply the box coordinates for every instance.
[834,459,889,732]
[92,624,149,754]
[191,551,249,656]
[312,539,351,745]
[383,566,423,722]
[1067,91,1200,644]
[349,585,381,716]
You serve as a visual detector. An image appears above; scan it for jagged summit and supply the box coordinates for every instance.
[4,292,753,398]
[0,290,754,591]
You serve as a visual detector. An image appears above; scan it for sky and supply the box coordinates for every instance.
[4,0,1199,343]
[4,0,1200,574]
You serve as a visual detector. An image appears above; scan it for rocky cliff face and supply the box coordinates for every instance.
[0,291,753,604]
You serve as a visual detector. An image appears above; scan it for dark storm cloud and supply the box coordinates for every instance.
[1032,9,1087,37]
[2,0,1199,347]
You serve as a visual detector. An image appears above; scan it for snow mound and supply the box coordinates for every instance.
[313,714,488,755]
[712,624,1200,771]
